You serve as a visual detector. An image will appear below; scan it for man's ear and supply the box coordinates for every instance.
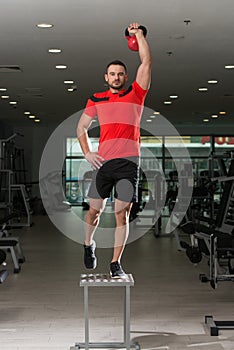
[104,73,108,82]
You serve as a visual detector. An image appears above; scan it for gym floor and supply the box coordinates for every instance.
[1,211,234,350]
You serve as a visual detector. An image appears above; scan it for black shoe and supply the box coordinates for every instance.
[110,261,127,278]
[84,241,97,269]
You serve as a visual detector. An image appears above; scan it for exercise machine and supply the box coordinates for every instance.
[0,214,25,273]
[180,156,234,289]
[40,171,71,213]
[0,133,33,227]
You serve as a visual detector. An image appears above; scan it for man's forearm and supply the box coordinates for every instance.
[77,126,104,169]
[77,128,91,156]
[136,32,152,65]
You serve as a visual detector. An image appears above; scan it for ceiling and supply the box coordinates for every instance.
[0,0,234,132]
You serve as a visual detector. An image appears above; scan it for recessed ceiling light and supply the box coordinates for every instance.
[198,87,208,92]
[211,114,218,118]
[29,115,36,119]
[169,95,178,99]
[56,65,67,69]
[208,80,218,84]
[219,111,226,115]
[203,119,209,122]
[48,48,62,53]
[0,88,7,91]
[150,115,156,118]
[146,119,152,122]
[64,80,74,84]
[36,23,53,28]
[67,88,74,92]
[154,111,160,114]
[164,101,172,104]
[34,119,41,123]
[225,65,234,69]
[24,111,31,115]
[1,95,9,99]
[9,101,17,105]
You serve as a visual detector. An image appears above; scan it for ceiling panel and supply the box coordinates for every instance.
[0,0,233,131]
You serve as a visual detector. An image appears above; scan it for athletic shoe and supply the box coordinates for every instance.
[110,261,127,278]
[83,241,97,269]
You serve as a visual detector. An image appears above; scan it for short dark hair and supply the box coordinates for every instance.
[106,60,127,73]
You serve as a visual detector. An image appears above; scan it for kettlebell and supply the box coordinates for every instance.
[125,25,147,51]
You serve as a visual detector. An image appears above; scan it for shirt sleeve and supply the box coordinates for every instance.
[132,81,148,101]
[84,97,97,118]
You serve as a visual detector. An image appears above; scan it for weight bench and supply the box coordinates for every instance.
[181,221,234,289]
[0,213,19,237]
[0,237,25,273]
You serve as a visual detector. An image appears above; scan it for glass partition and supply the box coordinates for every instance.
[65,135,234,206]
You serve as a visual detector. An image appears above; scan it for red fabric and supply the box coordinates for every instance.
[84,81,148,160]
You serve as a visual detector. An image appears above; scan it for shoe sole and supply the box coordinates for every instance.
[110,271,127,279]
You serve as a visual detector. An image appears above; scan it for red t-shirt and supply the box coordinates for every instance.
[84,81,148,160]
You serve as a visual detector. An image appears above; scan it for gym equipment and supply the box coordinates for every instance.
[71,273,140,350]
[0,269,8,283]
[11,184,33,227]
[0,133,25,184]
[186,245,202,264]
[0,132,33,227]
[178,157,234,336]
[205,315,234,336]
[0,249,8,283]
[81,171,92,210]
[180,157,234,289]
[0,249,6,263]
[0,237,25,273]
[0,213,18,237]
[0,170,32,227]
[125,25,147,51]
[40,171,71,213]
[131,170,165,237]
[0,214,25,273]
[0,169,13,213]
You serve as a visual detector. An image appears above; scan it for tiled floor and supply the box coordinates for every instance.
[1,211,234,350]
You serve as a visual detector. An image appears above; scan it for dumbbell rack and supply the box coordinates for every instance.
[71,273,140,350]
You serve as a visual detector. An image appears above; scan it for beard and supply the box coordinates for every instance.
[107,80,125,91]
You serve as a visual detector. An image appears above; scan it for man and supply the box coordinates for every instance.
[77,22,151,278]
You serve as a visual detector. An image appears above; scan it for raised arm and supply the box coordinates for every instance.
[128,22,152,90]
[77,113,104,169]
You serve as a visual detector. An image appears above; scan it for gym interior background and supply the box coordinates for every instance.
[1,1,234,349]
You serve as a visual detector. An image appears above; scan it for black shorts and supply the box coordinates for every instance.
[88,157,140,203]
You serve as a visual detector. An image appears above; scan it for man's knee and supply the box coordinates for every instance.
[88,198,107,217]
[115,206,132,226]
[88,206,103,219]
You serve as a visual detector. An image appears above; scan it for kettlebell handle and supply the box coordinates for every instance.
[125,25,147,38]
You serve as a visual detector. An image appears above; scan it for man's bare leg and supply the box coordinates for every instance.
[83,198,107,269]
[85,198,107,246]
[112,199,133,263]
